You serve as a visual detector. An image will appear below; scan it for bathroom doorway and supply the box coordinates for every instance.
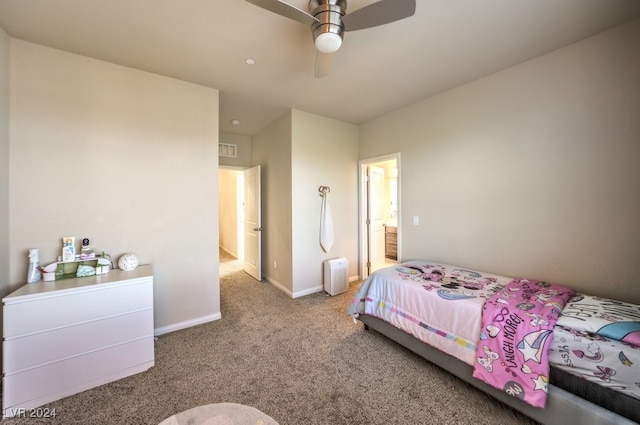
[359,154,400,279]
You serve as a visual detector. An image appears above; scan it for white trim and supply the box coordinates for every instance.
[263,275,291,297]
[292,285,323,299]
[265,275,359,299]
[154,313,221,336]
[219,245,238,261]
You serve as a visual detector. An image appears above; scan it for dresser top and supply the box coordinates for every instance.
[4,264,153,303]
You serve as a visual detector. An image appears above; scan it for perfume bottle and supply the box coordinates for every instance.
[80,238,96,260]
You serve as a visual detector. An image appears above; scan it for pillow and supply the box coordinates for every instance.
[557,294,640,346]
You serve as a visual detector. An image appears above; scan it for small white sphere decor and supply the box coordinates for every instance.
[117,253,139,271]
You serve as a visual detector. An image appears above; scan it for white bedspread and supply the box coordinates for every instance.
[348,260,510,365]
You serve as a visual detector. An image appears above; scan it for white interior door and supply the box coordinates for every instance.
[243,165,262,281]
[368,165,386,273]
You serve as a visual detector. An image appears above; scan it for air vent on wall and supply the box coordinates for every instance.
[219,143,237,158]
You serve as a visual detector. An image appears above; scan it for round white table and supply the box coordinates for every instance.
[159,403,279,425]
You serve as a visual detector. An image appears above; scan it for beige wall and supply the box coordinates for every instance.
[252,112,294,291]
[9,40,221,333]
[359,19,640,304]
[0,26,9,297]
[252,109,359,297]
[291,110,359,296]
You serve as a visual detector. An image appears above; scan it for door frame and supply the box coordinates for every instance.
[359,153,401,280]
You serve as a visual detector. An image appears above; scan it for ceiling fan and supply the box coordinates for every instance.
[246,0,416,77]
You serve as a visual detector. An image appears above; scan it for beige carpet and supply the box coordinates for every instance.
[0,250,538,425]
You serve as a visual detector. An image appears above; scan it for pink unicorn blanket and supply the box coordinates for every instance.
[472,278,574,408]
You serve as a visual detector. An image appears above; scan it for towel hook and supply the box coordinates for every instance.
[319,185,330,197]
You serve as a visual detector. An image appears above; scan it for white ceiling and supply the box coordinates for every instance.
[1,0,639,136]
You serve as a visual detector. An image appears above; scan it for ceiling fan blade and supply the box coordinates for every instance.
[245,0,319,26]
[314,51,333,78]
[343,0,416,32]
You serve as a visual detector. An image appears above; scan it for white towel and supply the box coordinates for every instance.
[320,195,334,253]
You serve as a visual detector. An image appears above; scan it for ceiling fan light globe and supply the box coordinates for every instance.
[315,32,342,54]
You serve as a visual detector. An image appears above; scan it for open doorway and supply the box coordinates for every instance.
[218,168,244,276]
[359,154,400,280]
[218,166,262,280]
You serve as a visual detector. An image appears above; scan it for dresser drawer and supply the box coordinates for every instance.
[3,337,154,409]
[3,281,152,338]
[4,309,153,373]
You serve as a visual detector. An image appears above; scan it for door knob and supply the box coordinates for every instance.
[253,227,264,232]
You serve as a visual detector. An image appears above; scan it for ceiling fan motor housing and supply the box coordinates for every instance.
[310,0,346,52]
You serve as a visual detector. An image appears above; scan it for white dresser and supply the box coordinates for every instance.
[2,265,154,417]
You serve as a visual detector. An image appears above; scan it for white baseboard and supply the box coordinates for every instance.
[154,313,221,336]
[263,276,292,297]
[263,276,326,299]
[219,246,238,259]
[264,274,360,299]
[292,285,324,298]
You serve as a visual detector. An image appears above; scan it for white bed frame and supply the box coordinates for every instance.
[357,314,636,425]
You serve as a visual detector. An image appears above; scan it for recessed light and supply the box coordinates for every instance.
[231,119,240,126]
[245,58,256,65]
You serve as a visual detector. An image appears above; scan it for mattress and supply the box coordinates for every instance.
[549,325,640,398]
[548,292,640,403]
